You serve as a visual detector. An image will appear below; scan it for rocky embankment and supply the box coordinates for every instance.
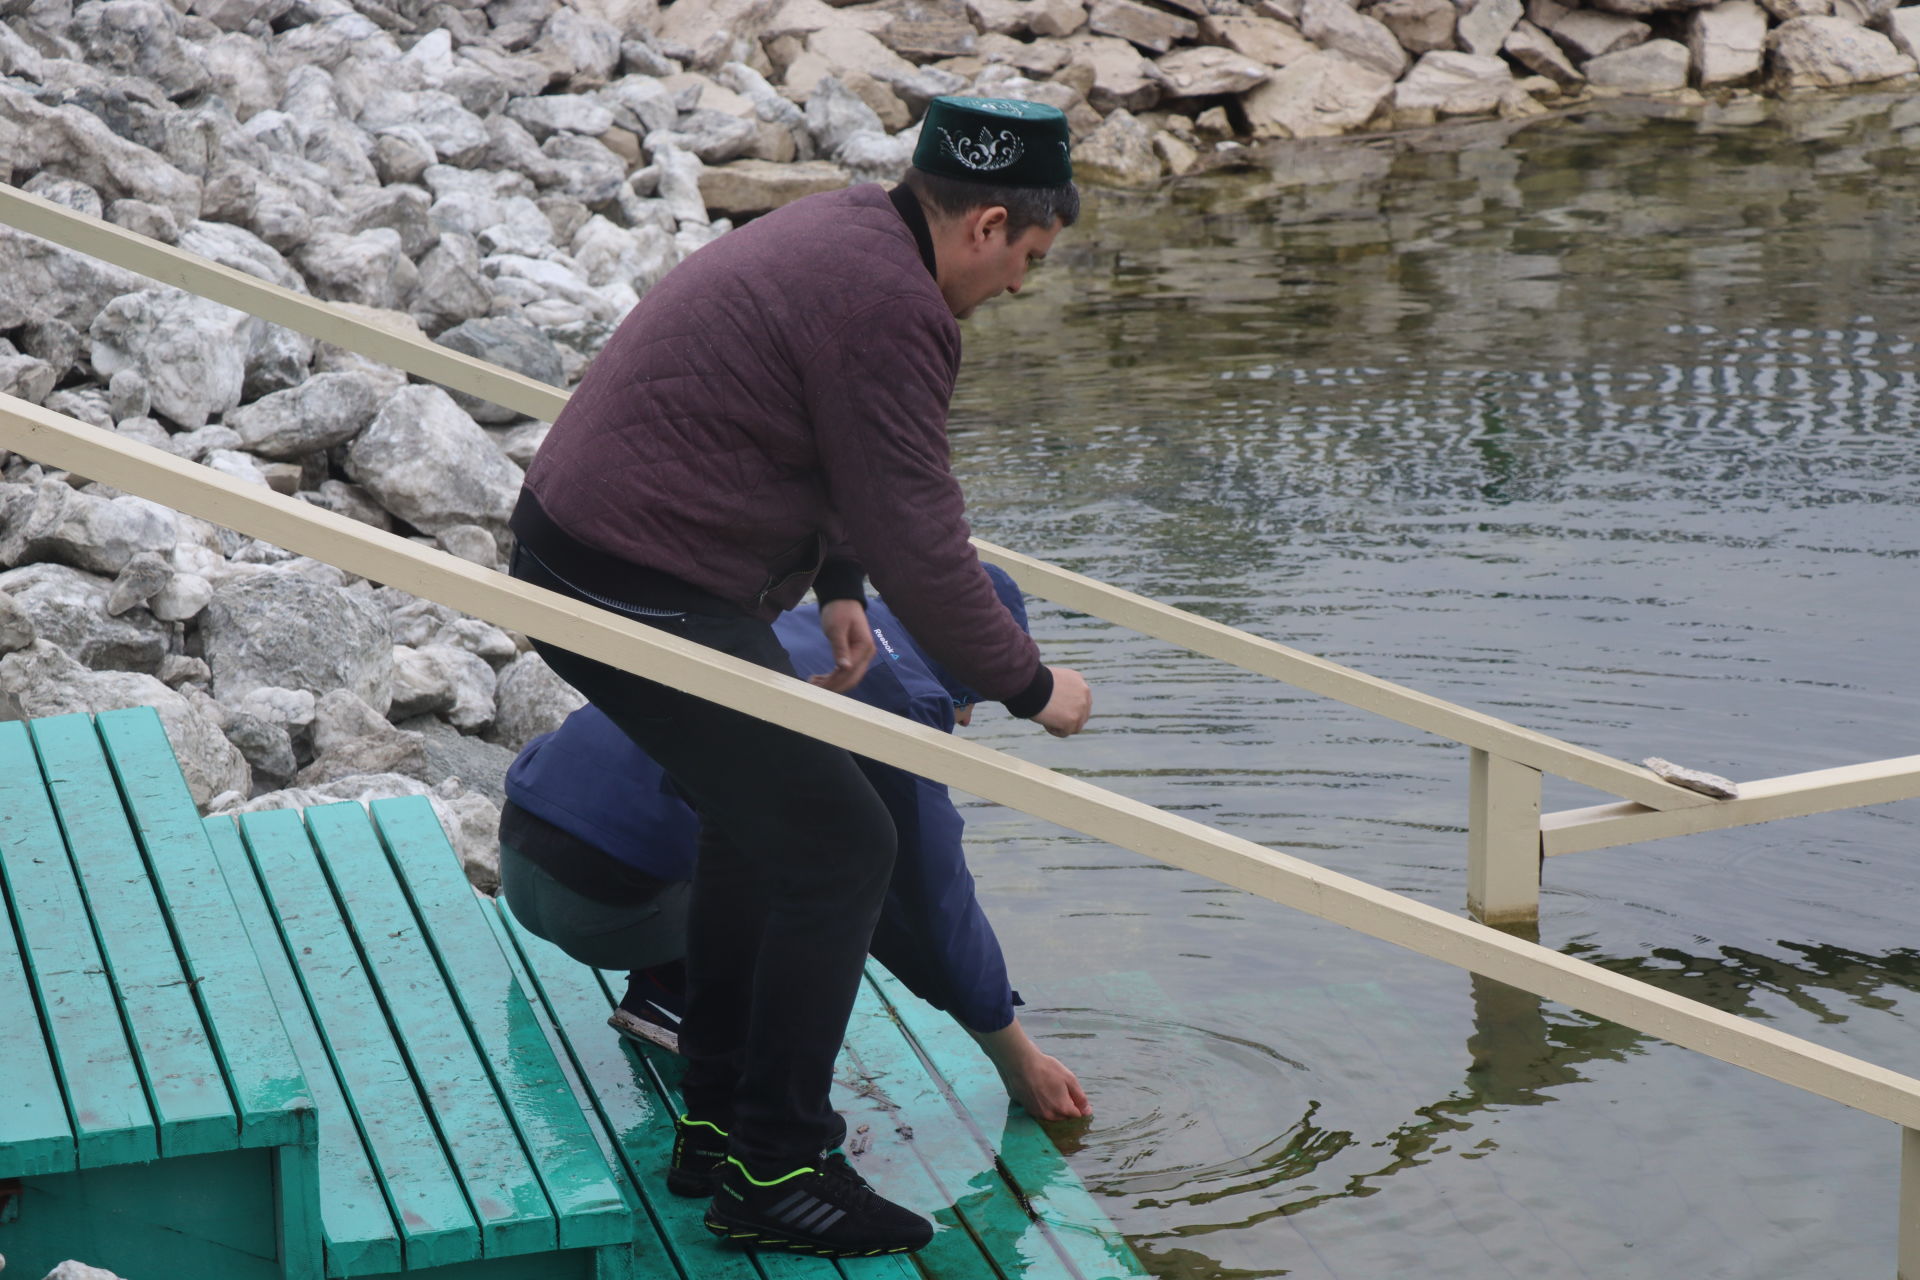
[0,0,1917,913]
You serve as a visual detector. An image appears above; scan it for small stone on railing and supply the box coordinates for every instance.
[1642,757,1740,799]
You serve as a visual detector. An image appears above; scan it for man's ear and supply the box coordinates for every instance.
[971,204,1010,245]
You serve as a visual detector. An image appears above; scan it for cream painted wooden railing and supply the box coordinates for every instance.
[2,183,1916,1274]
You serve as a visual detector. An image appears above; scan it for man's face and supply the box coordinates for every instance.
[939,209,1064,319]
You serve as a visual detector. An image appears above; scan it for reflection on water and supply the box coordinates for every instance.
[947,91,1920,1278]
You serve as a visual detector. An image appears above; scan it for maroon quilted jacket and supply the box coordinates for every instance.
[515,184,1048,711]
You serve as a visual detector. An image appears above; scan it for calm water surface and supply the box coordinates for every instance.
[946,93,1920,1279]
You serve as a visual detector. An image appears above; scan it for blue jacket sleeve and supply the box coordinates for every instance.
[860,761,1020,1034]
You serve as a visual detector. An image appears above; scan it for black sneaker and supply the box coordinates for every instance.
[669,1114,730,1198]
[610,966,686,1054]
[703,1152,933,1257]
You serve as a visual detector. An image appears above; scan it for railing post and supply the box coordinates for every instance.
[1468,749,1542,927]
[1902,1126,1918,1279]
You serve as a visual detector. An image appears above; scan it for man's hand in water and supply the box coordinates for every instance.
[970,1018,1093,1122]
[811,598,876,692]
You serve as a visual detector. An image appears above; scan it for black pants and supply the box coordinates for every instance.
[511,547,897,1168]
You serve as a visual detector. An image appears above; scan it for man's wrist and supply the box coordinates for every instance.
[813,558,867,608]
[1002,664,1053,720]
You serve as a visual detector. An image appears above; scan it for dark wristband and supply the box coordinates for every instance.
[1002,664,1054,720]
[813,557,867,608]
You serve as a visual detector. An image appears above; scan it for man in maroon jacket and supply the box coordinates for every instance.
[508,97,1091,1258]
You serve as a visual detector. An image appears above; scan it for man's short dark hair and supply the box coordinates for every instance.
[902,165,1080,238]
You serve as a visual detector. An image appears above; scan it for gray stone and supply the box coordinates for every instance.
[394,713,517,810]
[805,75,885,156]
[223,708,298,791]
[0,589,32,653]
[1587,0,1717,16]
[1154,45,1269,96]
[1087,0,1196,51]
[1366,0,1456,55]
[1072,107,1161,187]
[649,137,710,225]
[158,653,212,687]
[698,157,851,216]
[176,220,306,292]
[23,172,104,219]
[201,571,395,713]
[490,649,587,751]
[655,107,760,164]
[105,550,171,616]
[0,224,145,333]
[533,4,624,87]
[71,0,210,99]
[539,133,630,205]
[44,389,114,431]
[424,643,497,732]
[599,74,681,136]
[657,0,780,68]
[412,233,496,335]
[149,571,213,623]
[105,198,181,244]
[1301,0,1410,77]
[374,128,437,185]
[0,642,249,805]
[0,475,179,576]
[390,643,458,719]
[87,288,253,429]
[1456,0,1523,56]
[0,355,55,405]
[834,127,918,184]
[19,316,83,385]
[1241,50,1397,137]
[1505,19,1584,84]
[1642,756,1739,799]
[0,563,169,673]
[301,480,397,533]
[201,32,286,121]
[343,385,524,535]
[345,185,438,260]
[1060,33,1163,111]
[0,85,202,225]
[433,317,566,423]
[296,229,420,312]
[1886,6,1920,59]
[1689,0,1769,84]
[1546,8,1651,59]
[1768,13,1916,82]
[1587,35,1693,87]
[227,372,382,460]
[1759,0,1828,19]
[297,688,431,785]
[357,89,490,166]
[435,524,500,568]
[507,92,619,141]
[1394,49,1516,116]
[108,368,150,421]
[1830,0,1892,24]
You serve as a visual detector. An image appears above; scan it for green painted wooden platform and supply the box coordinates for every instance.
[0,707,1148,1280]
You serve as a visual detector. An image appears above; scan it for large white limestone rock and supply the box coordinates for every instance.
[1689,0,1769,84]
[1767,14,1916,84]
[1241,51,1397,138]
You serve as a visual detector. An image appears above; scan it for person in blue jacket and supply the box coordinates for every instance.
[499,564,1092,1144]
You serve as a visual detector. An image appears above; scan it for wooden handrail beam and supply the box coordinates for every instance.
[7,393,1920,1133]
[1542,755,1920,857]
[0,182,568,423]
[974,540,1711,812]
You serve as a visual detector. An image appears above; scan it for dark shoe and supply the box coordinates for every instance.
[703,1152,933,1257]
[669,1114,729,1198]
[610,965,686,1054]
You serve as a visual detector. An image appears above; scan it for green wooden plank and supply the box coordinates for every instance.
[368,795,630,1251]
[829,978,1063,1279]
[495,901,769,1280]
[867,970,1149,1280]
[29,714,237,1159]
[0,719,155,1168]
[240,807,479,1271]
[204,814,402,1280]
[305,801,558,1260]
[0,865,75,1177]
[478,898,679,1280]
[96,707,315,1154]
[577,968,918,1280]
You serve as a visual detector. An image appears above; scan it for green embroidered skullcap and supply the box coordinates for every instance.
[913,96,1073,188]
